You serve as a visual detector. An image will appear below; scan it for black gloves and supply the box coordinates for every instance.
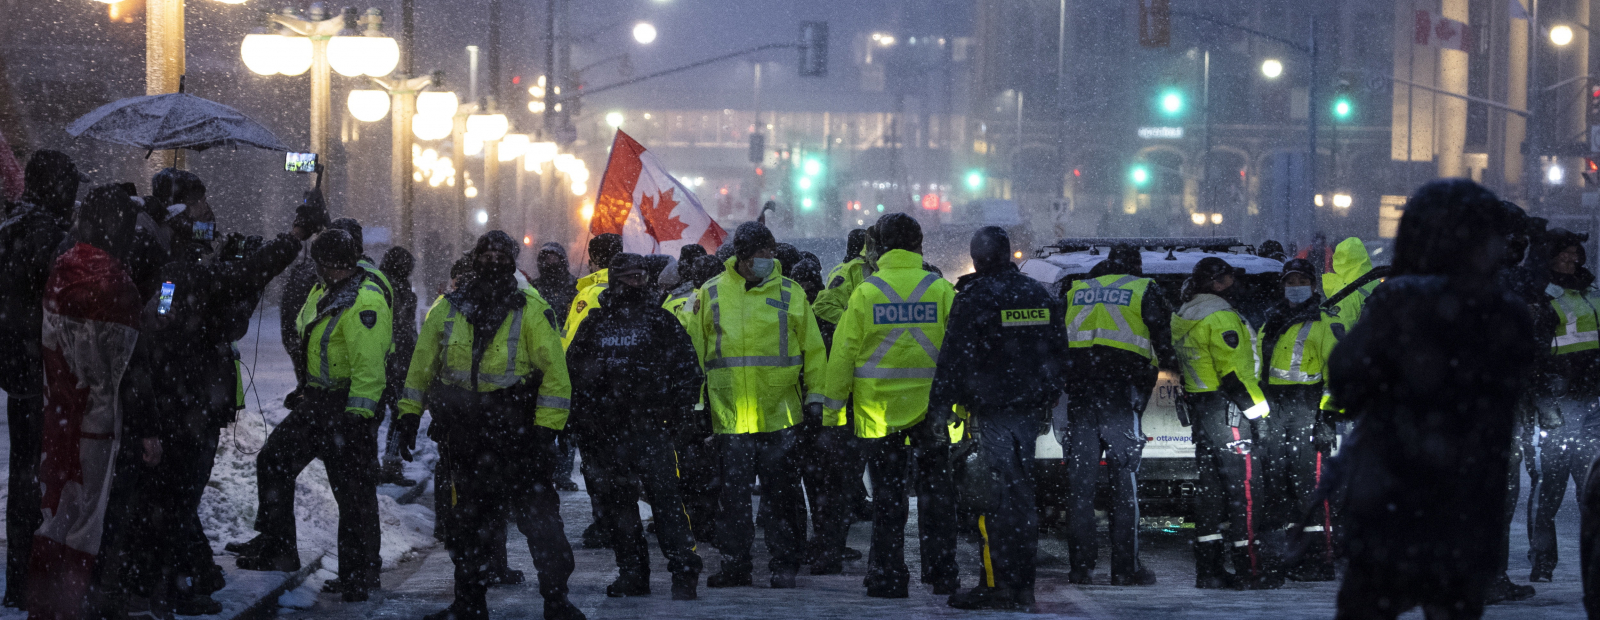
[532,425,561,475]
[293,188,330,235]
[283,388,304,412]
[395,414,421,461]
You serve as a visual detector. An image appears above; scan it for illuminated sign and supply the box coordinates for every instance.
[1137,126,1184,140]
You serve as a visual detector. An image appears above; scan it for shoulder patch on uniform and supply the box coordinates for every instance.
[829,276,845,288]
[575,300,587,314]
[360,310,378,329]
[1222,330,1239,348]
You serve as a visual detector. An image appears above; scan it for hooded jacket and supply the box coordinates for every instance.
[1322,237,1379,331]
[533,242,578,327]
[1326,179,1536,587]
[0,195,71,395]
[566,284,703,436]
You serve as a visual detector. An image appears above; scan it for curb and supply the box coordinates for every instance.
[394,471,434,505]
[222,550,325,620]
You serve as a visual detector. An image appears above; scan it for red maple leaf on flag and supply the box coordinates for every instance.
[639,188,689,242]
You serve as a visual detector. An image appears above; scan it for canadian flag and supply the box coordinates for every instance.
[591,130,727,255]
[1415,10,1474,52]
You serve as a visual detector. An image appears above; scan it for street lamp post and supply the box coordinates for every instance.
[240,3,399,178]
[358,73,436,247]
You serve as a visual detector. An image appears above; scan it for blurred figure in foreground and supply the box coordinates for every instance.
[1328,179,1535,619]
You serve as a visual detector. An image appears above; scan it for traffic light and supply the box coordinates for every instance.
[964,170,985,192]
[799,22,829,77]
[1130,164,1151,187]
[1158,88,1184,117]
[1588,81,1600,127]
[1138,0,1171,48]
[1332,75,1354,122]
[1584,157,1599,186]
[803,158,823,177]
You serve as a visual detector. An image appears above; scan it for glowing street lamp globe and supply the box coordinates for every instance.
[411,114,453,140]
[416,91,459,118]
[328,34,400,77]
[346,89,390,122]
[466,113,509,142]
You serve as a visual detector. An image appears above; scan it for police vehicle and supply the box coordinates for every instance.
[1019,237,1286,518]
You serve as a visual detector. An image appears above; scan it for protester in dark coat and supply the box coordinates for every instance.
[278,189,330,386]
[533,242,577,331]
[1327,179,1536,619]
[0,150,84,608]
[379,246,420,486]
[566,253,705,599]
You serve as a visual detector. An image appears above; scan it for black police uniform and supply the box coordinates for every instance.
[930,260,1070,600]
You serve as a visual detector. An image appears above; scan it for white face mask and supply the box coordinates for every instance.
[1284,285,1313,305]
[748,257,775,280]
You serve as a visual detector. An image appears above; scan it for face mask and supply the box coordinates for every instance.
[477,259,515,279]
[1284,285,1313,305]
[749,257,775,280]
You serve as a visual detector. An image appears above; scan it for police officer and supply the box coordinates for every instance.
[567,253,704,600]
[813,228,871,327]
[1527,229,1600,581]
[1060,244,1173,587]
[694,221,827,589]
[933,227,1070,610]
[234,230,388,601]
[671,254,724,544]
[1172,256,1279,590]
[562,232,622,347]
[398,231,583,620]
[822,213,959,598]
[1257,258,1340,582]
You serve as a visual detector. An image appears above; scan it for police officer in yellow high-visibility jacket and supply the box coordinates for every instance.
[822,214,959,599]
[396,232,584,620]
[236,230,389,602]
[561,233,623,349]
[813,229,872,327]
[1060,245,1173,588]
[693,222,827,590]
[1171,257,1279,591]
[1256,259,1341,582]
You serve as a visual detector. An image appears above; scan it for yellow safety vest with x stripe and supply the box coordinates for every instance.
[1550,284,1600,355]
[296,275,393,419]
[823,249,955,439]
[693,257,828,435]
[1063,274,1156,364]
[1263,312,1339,386]
[397,288,574,431]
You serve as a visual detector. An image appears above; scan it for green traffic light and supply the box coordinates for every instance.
[1130,165,1151,186]
[798,177,813,191]
[965,171,984,191]
[1160,90,1184,116]
[802,198,815,210]
[803,159,822,177]
[1333,97,1353,120]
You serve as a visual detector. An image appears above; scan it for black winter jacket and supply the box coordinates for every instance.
[566,286,703,438]
[930,263,1070,414]
[1327,275,1535,580]
[279,257,319,385]
[0,201,70,395]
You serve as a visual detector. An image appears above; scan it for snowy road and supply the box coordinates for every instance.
[0,307,1589,619]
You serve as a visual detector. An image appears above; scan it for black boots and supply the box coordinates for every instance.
[671,573,699,600]
[233,535,300,572]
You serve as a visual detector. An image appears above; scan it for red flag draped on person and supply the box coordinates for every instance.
[29,241,142,620]
[591,130,727,255]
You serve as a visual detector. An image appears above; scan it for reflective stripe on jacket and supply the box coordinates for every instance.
[1171,293,1266,407]
[297,276,393,418]
[823,249,954,439]
[561,268,608,349]
[1550,285,1600,354]
[1064,274,1155,362]
[398,287,573,430]
[694,257,827,434]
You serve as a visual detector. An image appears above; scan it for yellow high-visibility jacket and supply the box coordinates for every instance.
[297,274,393,418]
[1172,293,1267,412]
[813,257,869,325]
[562,268,608,349]
[398,287,572,430]
[823,249,954,438]
[664,285,703,358]
[693,257,827,434]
